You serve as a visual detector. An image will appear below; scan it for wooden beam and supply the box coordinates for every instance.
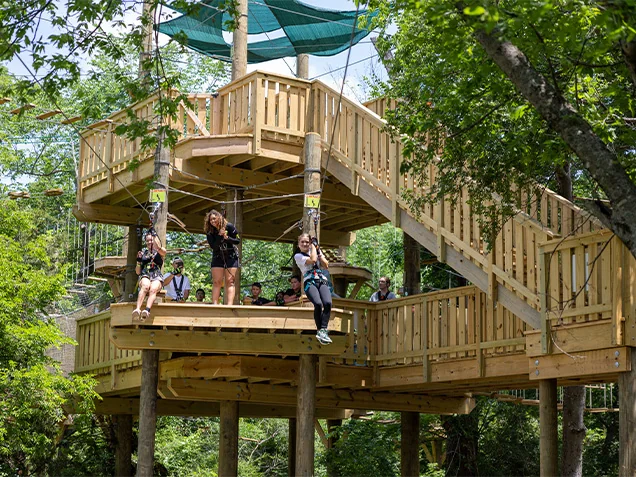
[296,355,316,476]
[401,412,420,477]
[219,401,239,477]
[95,397,352,418]
[619,347,636,476]
[114,414,133,477]
[530,347,629,381]
[167,378,476,414]
[110,328,349,356]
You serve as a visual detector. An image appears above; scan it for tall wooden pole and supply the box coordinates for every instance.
[326,419,342,477]
[619,350,636,476]
[136,2,169,475]
[295,132,321,476]
[297,54,309,79]
[401,412,420,477]
[114,414,134,477]
[403,234,420,296]
[224,189,243,305]
[219,401,239,477]
[231,0,248,80]
[288,418,297,476]
[539,379,558,477]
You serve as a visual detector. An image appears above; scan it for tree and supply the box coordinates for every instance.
[370,0,636,258]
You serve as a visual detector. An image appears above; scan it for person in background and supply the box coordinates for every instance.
[204,209,240,305]
[294,234,332,345]
[283,276,303,303]
[133,229,166,320]
[247,282,270,305]
[195,288,206,302]
[163,257,191,302]
[369,276,397,302]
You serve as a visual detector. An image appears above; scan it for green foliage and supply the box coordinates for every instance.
[369,0,636,239]
[0,200,97,475]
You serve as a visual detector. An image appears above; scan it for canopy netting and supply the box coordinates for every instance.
[158,0,377,63]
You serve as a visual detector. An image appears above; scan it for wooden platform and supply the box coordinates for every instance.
[72,69,636,416]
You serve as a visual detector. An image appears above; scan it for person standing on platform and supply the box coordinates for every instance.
[283,276,303,303]
[247,282,270,305]
[163,257,191,302]
[195,288,206,302]
[294,233,332,345]
[133,229,167,320]
[369,276,397,302]
[204,209,240,305]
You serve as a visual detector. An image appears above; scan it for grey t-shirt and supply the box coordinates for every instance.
[369,290,397,302]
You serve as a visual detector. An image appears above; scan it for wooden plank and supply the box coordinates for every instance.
[539,251,549,354]
[612,237,624,345]
[111,329,349,356]
[423,299,429,381]
[530,347,629,380]
[526,320,614,357]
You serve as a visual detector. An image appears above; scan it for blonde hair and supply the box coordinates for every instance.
[204,209,227,234]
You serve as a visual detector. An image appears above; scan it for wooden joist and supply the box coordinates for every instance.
[10,103,36,114]
[36,110,63,120]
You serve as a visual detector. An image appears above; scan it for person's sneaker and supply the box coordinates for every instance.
[140,309,150,321]
[323,329,332,344]
[316,328,331,345]
[132,308,141,320]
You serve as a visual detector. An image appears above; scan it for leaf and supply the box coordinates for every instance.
[463,6,486,16]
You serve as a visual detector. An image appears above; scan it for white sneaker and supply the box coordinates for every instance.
[140,309,150,321]
[316,329,331,345]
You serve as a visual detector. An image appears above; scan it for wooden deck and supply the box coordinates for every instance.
[72,69,636,415]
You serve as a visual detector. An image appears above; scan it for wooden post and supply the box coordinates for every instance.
[296,354,317,476]
[219,401,239,477]
[297,54,309,79]
[231,0,248,80]
[114,415,133,477]
[539,379,558,477]
[303,132,322,236]
[401,411,420,477]
[327,419,342,477]
[333,278,348,298]
[288,418,297,476]
[124,226,141,301]
[225,189,243,305]
[403,234,421,296]
[619,349,636,476]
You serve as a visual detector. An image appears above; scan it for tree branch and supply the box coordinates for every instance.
[472,28,636,258]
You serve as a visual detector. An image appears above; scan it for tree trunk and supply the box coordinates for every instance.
[442,408,478,476]
[473,28,636,260]
[562,386,586,476]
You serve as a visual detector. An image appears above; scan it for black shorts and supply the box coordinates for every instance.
[211,253,239,269]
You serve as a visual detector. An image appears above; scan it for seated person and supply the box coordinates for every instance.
[195,288,205,302]
[283,275,302,303]
[247,282,270,305]
[163,257,191,302]
[273,290,286,306]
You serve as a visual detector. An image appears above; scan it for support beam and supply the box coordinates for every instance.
[296,354,317,476]
[539,379,558,477]
[231,0,248,80]
[288,418,297,477]
[114,414,133,477]
[225,189,243,305]
[297,54,309,79]
[401,412,420,477]
[403,233,421,296]
[124,226,140,301]
[619,348,636,476]
[219,401,239,477]
[137,349,159,477]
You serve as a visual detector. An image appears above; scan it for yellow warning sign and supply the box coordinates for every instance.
[150,189,166,203]
[304,194,320,208]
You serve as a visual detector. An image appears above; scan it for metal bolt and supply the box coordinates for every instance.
[535,360,540,366]
[615,361,620,368]
[149,340,155,347]
[308,346,312,351]
[615,350,620,357]
[150,332,155,338]
[535,370,540,376]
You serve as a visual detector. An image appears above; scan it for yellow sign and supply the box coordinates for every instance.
[150,189,166,203]
[304,194,320,208]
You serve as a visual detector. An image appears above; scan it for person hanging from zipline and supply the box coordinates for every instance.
[294,233,332,345]
[133,228,167,320]
[204,209,240,305]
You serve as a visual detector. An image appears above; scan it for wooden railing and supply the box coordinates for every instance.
[537,230,635,353]
[75,311,141,376]
[369,286,527,369]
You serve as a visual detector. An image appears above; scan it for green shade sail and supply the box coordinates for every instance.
[158,0,377,63]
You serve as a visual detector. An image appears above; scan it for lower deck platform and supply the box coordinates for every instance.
[75,286,633,417]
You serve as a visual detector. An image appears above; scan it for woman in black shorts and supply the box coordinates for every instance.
[204,209,240,304]
[133,230,166,320]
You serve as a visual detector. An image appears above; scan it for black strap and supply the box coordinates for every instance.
[174,275,184,293]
